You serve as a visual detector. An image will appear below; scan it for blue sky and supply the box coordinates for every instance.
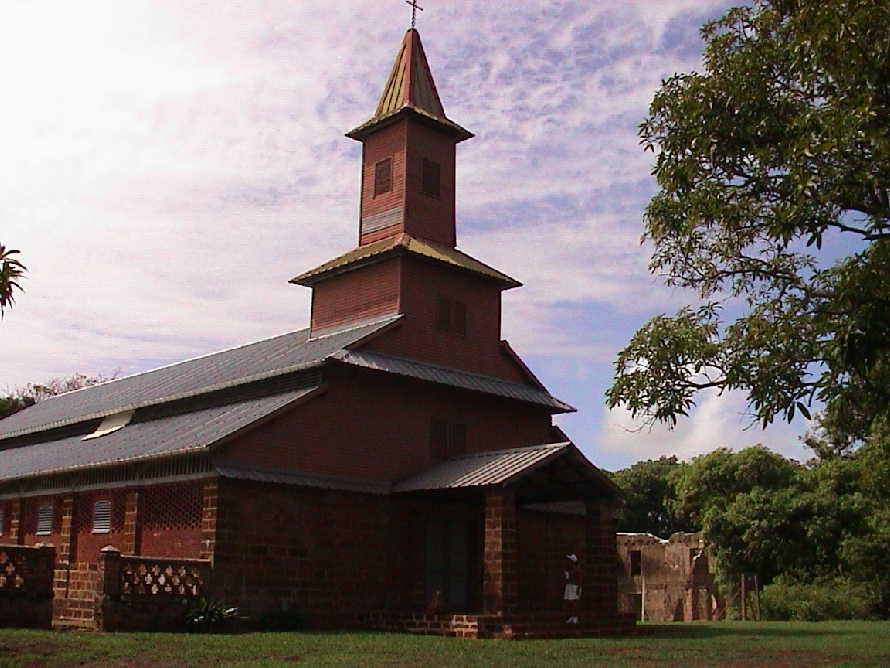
[0,1,813,469]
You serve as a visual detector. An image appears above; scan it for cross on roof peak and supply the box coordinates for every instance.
[405,0,423,29]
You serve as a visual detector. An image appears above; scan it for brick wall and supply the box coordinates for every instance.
[212,479,392,624]
[402,122,456,247]
[310,257,401,332]
[360,120,408,244]
[364,256,529,383]
[217,365,554,483]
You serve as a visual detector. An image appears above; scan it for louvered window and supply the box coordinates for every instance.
[450,423,467,457]
[437,296,452,332]
[437,296,467,337]
[374,158,392,197]
[36,504,53,536]
[430,418,468,459]
[92,499,113,534]
[452,301,467,338]
[422,158,440,198]
[430,417,448,459]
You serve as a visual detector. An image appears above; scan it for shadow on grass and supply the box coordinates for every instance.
[638,623,846,639]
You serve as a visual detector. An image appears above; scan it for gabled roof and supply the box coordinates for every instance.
[0,386,319,484]
[331,350,574,413]
[346,29,472,142]
[394,442,621,498]
[0,315,398,442]
[289,233,520,288]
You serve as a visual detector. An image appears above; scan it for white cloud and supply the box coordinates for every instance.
[1,0,734,402]
[597,389,812,463]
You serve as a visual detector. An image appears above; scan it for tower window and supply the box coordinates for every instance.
[429,417,468,459]
[374,158,392,197]
[422,158,441,198]
[437,296,467,337]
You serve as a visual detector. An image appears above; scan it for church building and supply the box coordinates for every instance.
[0,28,631,638]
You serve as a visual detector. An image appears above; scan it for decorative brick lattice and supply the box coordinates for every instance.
[120,559,206,597]
[0,550,25,591]
[142,483,202,530]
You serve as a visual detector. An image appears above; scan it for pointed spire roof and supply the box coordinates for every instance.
[347,29,472,142]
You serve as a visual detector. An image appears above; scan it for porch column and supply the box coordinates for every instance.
[583,499,618,616]
[122,489,141,555]
[483,488,518,614]
[8,499,23,544]
[200,478,219,561]
[53,494,77,598]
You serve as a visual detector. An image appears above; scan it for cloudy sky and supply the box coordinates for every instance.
[0,0,811,469]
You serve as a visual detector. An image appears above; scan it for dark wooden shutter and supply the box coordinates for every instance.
[36,504,53,535]
[452,301,467,338]
[430,417,448,459]
[437,297,452,332]
[92,499,113,533]
[449,423,467,457]
[422,158,441,197]
[374,158,392,196]
[0,507,5,536]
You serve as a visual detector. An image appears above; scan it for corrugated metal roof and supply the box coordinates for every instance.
[0,315,398,441]
[0,387,318,483]
[289,234,520,288]
[394,443,569,492]
[332,350,575,413]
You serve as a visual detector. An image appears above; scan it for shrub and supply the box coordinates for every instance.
[184,598,239,633]
[761,577,877,621]
[259,607,306,632]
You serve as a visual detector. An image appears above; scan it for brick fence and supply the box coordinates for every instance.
[95,547,212,631]
[0,543,56,628]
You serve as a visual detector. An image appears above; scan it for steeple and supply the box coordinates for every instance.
[347,29,472,143]
[347,29,472,248]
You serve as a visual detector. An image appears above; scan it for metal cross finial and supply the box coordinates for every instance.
[406,0,423,29]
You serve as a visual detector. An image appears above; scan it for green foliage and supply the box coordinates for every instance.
[0,244,26,317]
[611,456,687,536]
[607,0,890,439]
[184,598,238,633]
[761,577,877,621]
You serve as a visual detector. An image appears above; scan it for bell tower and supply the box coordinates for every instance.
[346,29,473,248]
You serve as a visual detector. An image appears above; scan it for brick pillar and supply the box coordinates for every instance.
[122,490,141,555]
[8,499,23,544]
[483,489,518,614]
[95,546,121,631]
[200,478,219,561]
[584,500,618,617]
[53,495,77,598]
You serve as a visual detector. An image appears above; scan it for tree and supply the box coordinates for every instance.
[606,1,890,443]
[0,373,115,420]
[0,243,26,317]
[610,456,687,536]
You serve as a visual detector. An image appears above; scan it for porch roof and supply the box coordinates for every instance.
[393,442,621,498]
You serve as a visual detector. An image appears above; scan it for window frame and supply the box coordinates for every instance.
[35,503,54,536]
[373,157,393,197]
[421,158,441,198]
[92,499,113,534]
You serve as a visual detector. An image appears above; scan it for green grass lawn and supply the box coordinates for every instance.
[0,621,888,667]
